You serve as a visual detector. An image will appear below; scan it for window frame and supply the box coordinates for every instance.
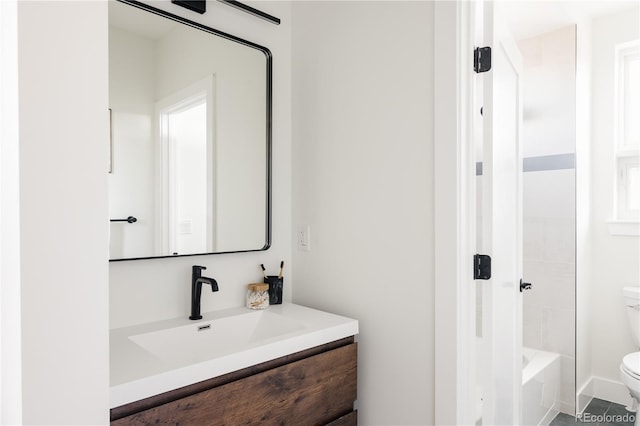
[612,40,640,233]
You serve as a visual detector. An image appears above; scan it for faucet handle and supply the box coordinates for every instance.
[192,265,207,275]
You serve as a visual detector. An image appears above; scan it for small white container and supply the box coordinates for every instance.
[246,283,269,310]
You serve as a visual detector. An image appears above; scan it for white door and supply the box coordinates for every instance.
[479,1,524,424]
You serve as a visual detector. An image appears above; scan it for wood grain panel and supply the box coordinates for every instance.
[112,342,357,425]
[326,410,357,426]
[111,337,354,421]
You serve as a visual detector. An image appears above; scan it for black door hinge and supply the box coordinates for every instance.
[474,254,491,280]
[474,47,492,73]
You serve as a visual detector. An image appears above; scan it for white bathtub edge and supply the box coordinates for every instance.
[522,346,561,385]
[522,347,562,426]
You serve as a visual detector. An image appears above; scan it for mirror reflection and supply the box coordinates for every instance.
[108,0,271,261]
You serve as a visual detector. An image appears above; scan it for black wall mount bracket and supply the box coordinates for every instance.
[217,0,281,25]
[171,0,206,14]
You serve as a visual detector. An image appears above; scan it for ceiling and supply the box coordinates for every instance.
[502,0,640,41]
[109,1,176,41]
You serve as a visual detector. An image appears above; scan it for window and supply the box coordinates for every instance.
[614,40,640,224]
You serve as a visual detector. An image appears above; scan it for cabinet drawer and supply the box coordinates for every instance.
[113,342,357,425]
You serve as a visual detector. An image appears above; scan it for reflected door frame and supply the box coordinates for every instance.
[155,75,216,255]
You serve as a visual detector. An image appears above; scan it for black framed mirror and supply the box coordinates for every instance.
[108,0,272,261]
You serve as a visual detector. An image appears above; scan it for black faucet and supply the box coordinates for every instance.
[189,265,219,320]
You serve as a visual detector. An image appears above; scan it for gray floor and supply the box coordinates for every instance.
[550,398,636,426]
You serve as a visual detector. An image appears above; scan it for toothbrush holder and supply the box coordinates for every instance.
[264,275,283,305]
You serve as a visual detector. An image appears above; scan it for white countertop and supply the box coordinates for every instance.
[110,303,358,408]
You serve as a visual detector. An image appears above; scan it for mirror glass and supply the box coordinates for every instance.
[108,0,271,261]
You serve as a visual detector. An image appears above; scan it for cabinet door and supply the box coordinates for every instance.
[113,342,357,425]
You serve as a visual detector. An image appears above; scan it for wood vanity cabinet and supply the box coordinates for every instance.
[111,337,357,426]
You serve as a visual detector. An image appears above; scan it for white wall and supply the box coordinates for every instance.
[109,26,156,259]
[110,0,292,329]
[291,2,435,424]
[16,1,110,424]
[587,6,639,401]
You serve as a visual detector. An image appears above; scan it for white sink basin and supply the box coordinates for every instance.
[110,303,358,408]
[129,310,305,363]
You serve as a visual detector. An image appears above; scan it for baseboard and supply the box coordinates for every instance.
[577,375,632,412]
[539,407,559,426]
[559,401,575,416]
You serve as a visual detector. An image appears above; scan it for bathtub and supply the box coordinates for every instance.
[522,347,561,426]
[475,345,561,426]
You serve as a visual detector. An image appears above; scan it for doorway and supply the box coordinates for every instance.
[156,75,216,255]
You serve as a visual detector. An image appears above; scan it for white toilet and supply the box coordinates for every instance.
[621,286,640,426]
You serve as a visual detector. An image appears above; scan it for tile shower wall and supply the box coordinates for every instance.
[523,169,576,413]
[519,26,576,414]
